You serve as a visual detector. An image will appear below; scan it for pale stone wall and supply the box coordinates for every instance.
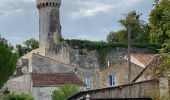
[32,86,59,100]
[99,60,143,88]
[105,47,154,67]
[45,42,70,64]
[31,54,99,89]
[124,55,145,68]
[37,0,62,53]
[3,74,32,94]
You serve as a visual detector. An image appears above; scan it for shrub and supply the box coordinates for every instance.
[2,93,34,100]
[52,84,80,100]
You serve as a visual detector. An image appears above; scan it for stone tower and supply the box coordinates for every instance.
[36,0,62,54]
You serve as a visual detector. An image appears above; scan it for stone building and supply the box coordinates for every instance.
[2,0,159,100]
[32,73,85,100]
[4,73,85,100]
[3,0,99,99]
[99,53,155,88]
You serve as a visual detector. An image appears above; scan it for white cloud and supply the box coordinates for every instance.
[71,2,113,18]
[69,0,143,19]
[0,0,35,20]
[74,34,103,41]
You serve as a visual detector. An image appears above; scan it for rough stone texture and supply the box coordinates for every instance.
[37,0,62,54]
[32,85,84,100]
[32,87,59,100]
[99,60,143,88]
[31,53,99,89]
[105,47,155,67]
[3,74,32,94]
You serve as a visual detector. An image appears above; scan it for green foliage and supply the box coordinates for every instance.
[107,11,150,43]
[0,39,17,89]
[24,38,39,50]
[148,0,170,80]
[52,84,80,100]
[1,93,34,100]
[66,39,161,68]
[149,0,170,43]
[16,38,39,57]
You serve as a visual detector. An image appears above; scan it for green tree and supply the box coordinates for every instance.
[107,31,118,42]
[149,0,170,79]
[119,10,150,43]
[107,11,150,43]
[149,0,170,43]
[16,38,39,57]
[24,38,39,50]
[52,84,80,100]
[0,38,17,88]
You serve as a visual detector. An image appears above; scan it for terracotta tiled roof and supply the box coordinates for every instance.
[132,53,155,66]
[32,73,85,86]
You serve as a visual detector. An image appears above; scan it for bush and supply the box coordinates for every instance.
[52,84,80,100]
[1,93,34,100]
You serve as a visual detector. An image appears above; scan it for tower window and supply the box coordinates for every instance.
[109,75,116,86]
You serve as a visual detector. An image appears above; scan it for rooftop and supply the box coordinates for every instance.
[32,73,85,87]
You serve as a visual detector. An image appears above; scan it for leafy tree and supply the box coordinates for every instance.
[24,38,39,50]
[107,11,150,43]
[149,0,170,43]
[16,38,39,57]
[107,31,118,42]
[0,38,17,88]
[52,84,80,100]
[148,0,170,79]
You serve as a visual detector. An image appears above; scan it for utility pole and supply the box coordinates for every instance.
[128,24,131,83]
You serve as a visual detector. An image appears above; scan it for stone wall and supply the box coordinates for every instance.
[32,86,59,100]
[3,74,32,94]
[99,60,143,88]
[31,54,99,89]
[106,47,154,67]
[45,42,99,71]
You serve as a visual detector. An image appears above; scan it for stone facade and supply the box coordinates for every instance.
[99,60,143,88]
[32,86,59,100]
[3,74,32,94]
[31,53,99,89]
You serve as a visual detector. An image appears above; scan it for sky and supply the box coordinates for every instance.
[0,0,153,46]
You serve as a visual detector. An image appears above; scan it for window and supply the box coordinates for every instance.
[109,75,116,86]
[84,76,91,88]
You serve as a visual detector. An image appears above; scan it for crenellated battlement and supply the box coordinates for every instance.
[36,0,61,9]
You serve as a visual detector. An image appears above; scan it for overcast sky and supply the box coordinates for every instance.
[0,0,153,46]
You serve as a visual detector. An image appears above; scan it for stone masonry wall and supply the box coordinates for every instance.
[31,54,99,89]
[99,60,143,88]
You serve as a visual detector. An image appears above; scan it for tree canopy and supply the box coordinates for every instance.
[16,38,39,57]
[149,0,170,43]
[0,37,17,88]
[107,11,150,43]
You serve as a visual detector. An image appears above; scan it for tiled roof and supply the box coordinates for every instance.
[32,73,85,86]
[132,56,163,82]
[132,53,155,66]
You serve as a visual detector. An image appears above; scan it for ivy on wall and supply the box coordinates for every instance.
[65,39,161,68]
